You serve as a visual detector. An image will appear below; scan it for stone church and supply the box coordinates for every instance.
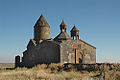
[15,14,96,68]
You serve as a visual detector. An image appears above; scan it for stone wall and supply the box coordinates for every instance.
[21,39,96,68]
[22,40,60,67]
[35,40,60,64]
[60,39,96,64]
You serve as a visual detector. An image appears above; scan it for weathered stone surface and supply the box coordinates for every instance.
[15,14,96,68]
[60,20,67,32]
[54,32,72,42]
[60,40,96,64]
[15,55,20,68]
[34,14,50,41]
[71,25,79,40]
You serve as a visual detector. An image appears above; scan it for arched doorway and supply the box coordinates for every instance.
[78,52,83,64]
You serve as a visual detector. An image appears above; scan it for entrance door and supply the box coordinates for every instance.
[79,58,82,63]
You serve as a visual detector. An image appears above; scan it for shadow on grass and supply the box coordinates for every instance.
[5,68,15,70]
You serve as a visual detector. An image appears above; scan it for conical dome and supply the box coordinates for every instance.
[34,14,49,28]
[34,14,50,40]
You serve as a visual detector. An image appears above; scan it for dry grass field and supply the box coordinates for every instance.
[0,63,120,80]
[0,63,14,69]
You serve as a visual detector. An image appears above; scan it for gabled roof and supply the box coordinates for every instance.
[70,25,79,32]
[54,32,72,41]
[34,14,49,27]
[79,39,96,49]
[39,39,60,46]
[27,39,36,49]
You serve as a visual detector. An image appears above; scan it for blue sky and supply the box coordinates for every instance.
[0,0,120,63]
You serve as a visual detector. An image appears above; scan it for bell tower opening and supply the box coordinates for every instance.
[60,20,67,33]
[70,25,79,40]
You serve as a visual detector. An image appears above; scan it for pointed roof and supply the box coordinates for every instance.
[70,25,79,32]
[27,39,36,49]
[60,20,67,26]
[54,32,72,41]
[34,14,49,27]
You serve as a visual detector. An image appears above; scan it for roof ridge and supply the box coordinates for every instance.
[54,32,72,41]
